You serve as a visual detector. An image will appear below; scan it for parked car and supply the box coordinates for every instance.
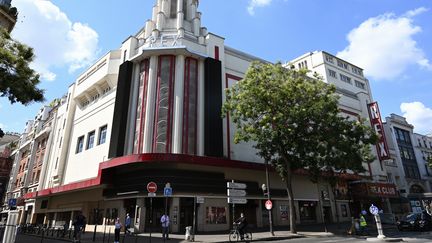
[396,211,432,231]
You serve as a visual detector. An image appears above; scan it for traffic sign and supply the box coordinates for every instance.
[265,200,273,210]
[369,204,379,215]
[227,189,247,197]
[164,187,172,197]
[148,192,156,197]
[227,182,247,189]
[228,198,248,204]
[196,197,205,204]
[8,198,16,207]
[147,182,157,193]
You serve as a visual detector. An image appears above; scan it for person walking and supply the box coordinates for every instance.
[235,213,248,240]
[114,218,122,243]
[73,211,86,243]
[125,213,131,234]
[160,213,170,240]
[359,213,368,235]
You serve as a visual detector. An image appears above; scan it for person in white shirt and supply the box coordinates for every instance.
[114,218,122,243]
[160,214,170,240]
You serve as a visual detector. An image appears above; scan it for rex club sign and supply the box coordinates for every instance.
[367,102,390,161]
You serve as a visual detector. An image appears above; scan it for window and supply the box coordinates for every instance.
[170,0,178,18]
[183,57,198,155]
[133,59,149,153]
[387,173,393,183]
[337,60,348,69]
[205,207,227,224]
[339,74,352,84]
[355,80,365,89]
[76,136,84,153]
[325,54,334,63]
[328,69,337,78]
[98,125,108,145]
[341,204,348,217]
[102,86,112,95]
[86,131,95,150]
[153,55,176,153]
[419,139,422,147]
[352,67,363,76]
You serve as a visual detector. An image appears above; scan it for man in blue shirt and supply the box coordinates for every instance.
[160,214,170,240]
[125,213,131,234]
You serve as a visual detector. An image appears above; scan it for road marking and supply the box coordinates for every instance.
[321,239,356,243]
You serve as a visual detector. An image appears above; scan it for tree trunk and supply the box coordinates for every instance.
[285,165,297,234]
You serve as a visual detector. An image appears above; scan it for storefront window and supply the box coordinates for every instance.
[182,57,198,155]
[341,204,348,217]
[205,207,227,224]
[299,201,317,221]
[105,208,119,225]
[134,59,150,154]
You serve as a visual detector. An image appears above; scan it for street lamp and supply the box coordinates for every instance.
[262,160,274,236]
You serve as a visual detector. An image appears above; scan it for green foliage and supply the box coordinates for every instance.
[428,156,432,169]
[223,62,377,179]
[0,128,4,138]
[0,27,44,105]
[223,62,378,232]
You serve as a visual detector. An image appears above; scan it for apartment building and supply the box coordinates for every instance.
[288,51,399,218]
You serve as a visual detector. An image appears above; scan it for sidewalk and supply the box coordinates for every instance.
[16,222,399,243]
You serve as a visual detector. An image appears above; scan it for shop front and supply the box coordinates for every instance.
[350,181,399,216]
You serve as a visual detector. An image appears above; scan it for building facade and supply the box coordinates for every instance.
[288,51,399,216]
[4,0,406,233]
[0,0,17,32]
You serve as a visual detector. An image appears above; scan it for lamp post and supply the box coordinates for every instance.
[262,161,274,236]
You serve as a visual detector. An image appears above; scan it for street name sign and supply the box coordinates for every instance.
[228,198,247,204]
[196,197,205,204]
[227,189,247,197]
[227,182,247,189]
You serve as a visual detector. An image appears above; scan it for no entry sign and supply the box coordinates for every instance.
[265,200,273,210]
[147,182,157,193]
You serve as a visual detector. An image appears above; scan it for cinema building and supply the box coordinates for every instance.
[9,0,397,233]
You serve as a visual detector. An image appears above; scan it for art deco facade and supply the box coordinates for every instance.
[6,0,428,233]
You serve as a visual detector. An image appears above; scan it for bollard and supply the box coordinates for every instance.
[374,214,386,239]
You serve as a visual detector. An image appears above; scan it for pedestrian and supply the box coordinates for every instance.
[235,213,248,240]
[359,213,368,235]
[114,217,122,243]
[73,211,86,243]
[125,213,131,234]
[160,213,170,240]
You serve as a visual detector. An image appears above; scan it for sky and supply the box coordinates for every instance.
[0,0,431,135]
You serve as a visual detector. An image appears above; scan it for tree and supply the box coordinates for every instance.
[223,62,377,233]
[0,27,45,137]
[0,27,44,104]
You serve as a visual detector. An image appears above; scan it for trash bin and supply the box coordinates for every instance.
[185,226,193,241]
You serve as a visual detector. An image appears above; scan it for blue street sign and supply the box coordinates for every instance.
[8,198,16,207]
[164,187,172,197]
[369,204,379,215]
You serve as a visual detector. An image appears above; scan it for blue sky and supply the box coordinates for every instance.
[1,0,431,135]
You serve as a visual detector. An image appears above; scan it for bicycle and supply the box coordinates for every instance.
[229,223,252,242]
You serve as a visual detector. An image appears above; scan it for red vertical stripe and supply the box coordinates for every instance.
[215,46,219,60]
[225,74,242,160]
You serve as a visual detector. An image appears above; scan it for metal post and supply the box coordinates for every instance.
[93,208,98,242]
[192,197,197,241]
[265,161,274,236]
[375,214,386,239]
[149,197,153,243]
[102,222,106,243]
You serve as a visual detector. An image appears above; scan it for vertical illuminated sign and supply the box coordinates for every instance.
[368,102,390,161]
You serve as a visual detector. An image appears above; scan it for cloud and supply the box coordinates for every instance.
[12,0,100,81]
[247,0,272,15]
[400,102,432,134]
[337,8,431,80]
[0,123,5,129]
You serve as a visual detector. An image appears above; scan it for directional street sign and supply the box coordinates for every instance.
[228,198,248,204]
[227,182,247,189]
[227,189,247,197]
[164,187,172,197]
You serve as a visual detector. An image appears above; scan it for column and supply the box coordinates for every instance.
[197,60,205,156]
[172,55,185,153]
[176,0,184,37]
[143,56,158,153]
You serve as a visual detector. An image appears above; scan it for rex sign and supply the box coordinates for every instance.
[367,102,390,161]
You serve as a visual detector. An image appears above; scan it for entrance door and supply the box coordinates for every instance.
[323,206,333,223]
[179,198,194,233]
